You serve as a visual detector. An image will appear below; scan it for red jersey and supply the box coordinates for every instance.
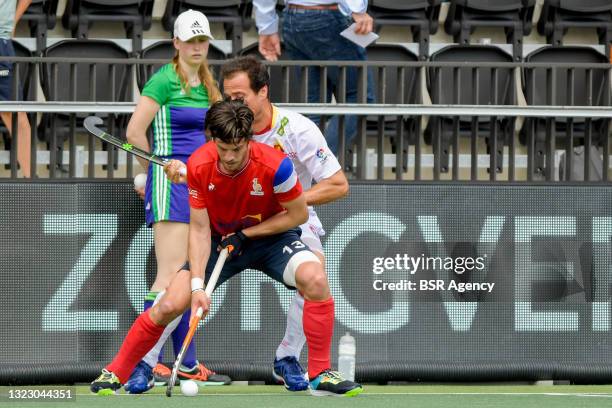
[187,141,303,236]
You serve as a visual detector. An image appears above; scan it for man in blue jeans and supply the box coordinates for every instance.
[253,0,375,157]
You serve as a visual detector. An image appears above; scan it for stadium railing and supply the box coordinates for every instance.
[0,56,610,182]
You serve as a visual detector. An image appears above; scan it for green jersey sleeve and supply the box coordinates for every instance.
[141,65,173,105]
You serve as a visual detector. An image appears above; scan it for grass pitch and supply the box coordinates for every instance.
[3,384,612,408]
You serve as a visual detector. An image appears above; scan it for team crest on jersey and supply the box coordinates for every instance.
[277,117,289,136]
[250,178,264,196]
[208,182,215,191]
[316,148,329,163]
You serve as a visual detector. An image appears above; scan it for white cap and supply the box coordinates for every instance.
[173,9,214,41]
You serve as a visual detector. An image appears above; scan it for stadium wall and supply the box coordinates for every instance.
[1,182,612,384]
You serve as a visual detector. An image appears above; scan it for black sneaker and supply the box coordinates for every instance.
[90,369,122,395]
[309,370,363,397]
[177,361,232,386]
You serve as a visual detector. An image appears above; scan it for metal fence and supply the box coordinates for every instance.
[0,56,610,181]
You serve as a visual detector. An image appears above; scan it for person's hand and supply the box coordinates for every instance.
[259,33,281,61]
[351,12,374,35]
[134,185,145,200]
[219,231,249,259]
[164,159,187,184]
[191,289,211,320]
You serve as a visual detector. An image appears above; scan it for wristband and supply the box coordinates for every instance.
[191,277,204,292]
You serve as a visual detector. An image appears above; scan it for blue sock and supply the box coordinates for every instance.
[143,291,165,365]
[172,309,197,370]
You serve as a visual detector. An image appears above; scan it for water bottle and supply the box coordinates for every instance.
[338,332,356,381]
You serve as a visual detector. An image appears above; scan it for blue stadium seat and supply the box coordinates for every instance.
[444,0,535,59]
[61,0,154,52]
[425,44,516,177]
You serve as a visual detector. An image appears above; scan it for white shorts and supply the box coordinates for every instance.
[300,220,324,255]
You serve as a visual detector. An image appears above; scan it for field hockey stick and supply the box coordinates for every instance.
[166,245,233,397]
[83,116,186,176]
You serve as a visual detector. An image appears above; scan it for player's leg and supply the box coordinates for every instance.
[293,251,362,397]
[160,227,231,386]
[152,220,189,366]
[125,290,184,393]
[124,214,189,393]
[90,268,192,395]
[273,224,324,391]
[162,183,232,385]
[257,230,362,397]
[127,243,238,393]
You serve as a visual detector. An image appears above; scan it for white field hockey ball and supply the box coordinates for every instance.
[180,379,198,397]
[133,173,147,189]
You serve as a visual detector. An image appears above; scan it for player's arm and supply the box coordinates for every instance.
[189,207,213,315]
[242,193,308,240]
[127,96,160,172]
[293,118,349,205]
[304,170,349,205]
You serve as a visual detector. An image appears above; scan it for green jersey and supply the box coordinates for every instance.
[141,63,210,158]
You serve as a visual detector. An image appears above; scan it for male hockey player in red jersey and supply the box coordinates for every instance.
[90,99,362,397]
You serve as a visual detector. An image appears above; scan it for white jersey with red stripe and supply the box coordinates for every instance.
[253,105,341,245]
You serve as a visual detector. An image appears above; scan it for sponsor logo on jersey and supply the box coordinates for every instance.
[316,148,329,163]
[277,117,289,136]
[287,151,298,159]
[0,69,9,77]
[208,182,215,191]
[146,202,151,210]
[250,178,264,196]
[188,188,199,199]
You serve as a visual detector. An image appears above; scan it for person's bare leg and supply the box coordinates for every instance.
[151,221,189,291]
[0,111,31,178]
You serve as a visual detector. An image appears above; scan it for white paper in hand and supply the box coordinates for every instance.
[340,23,379,48]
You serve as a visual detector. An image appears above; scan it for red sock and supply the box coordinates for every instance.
[106,311,166,383]
[303,297,334,380]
